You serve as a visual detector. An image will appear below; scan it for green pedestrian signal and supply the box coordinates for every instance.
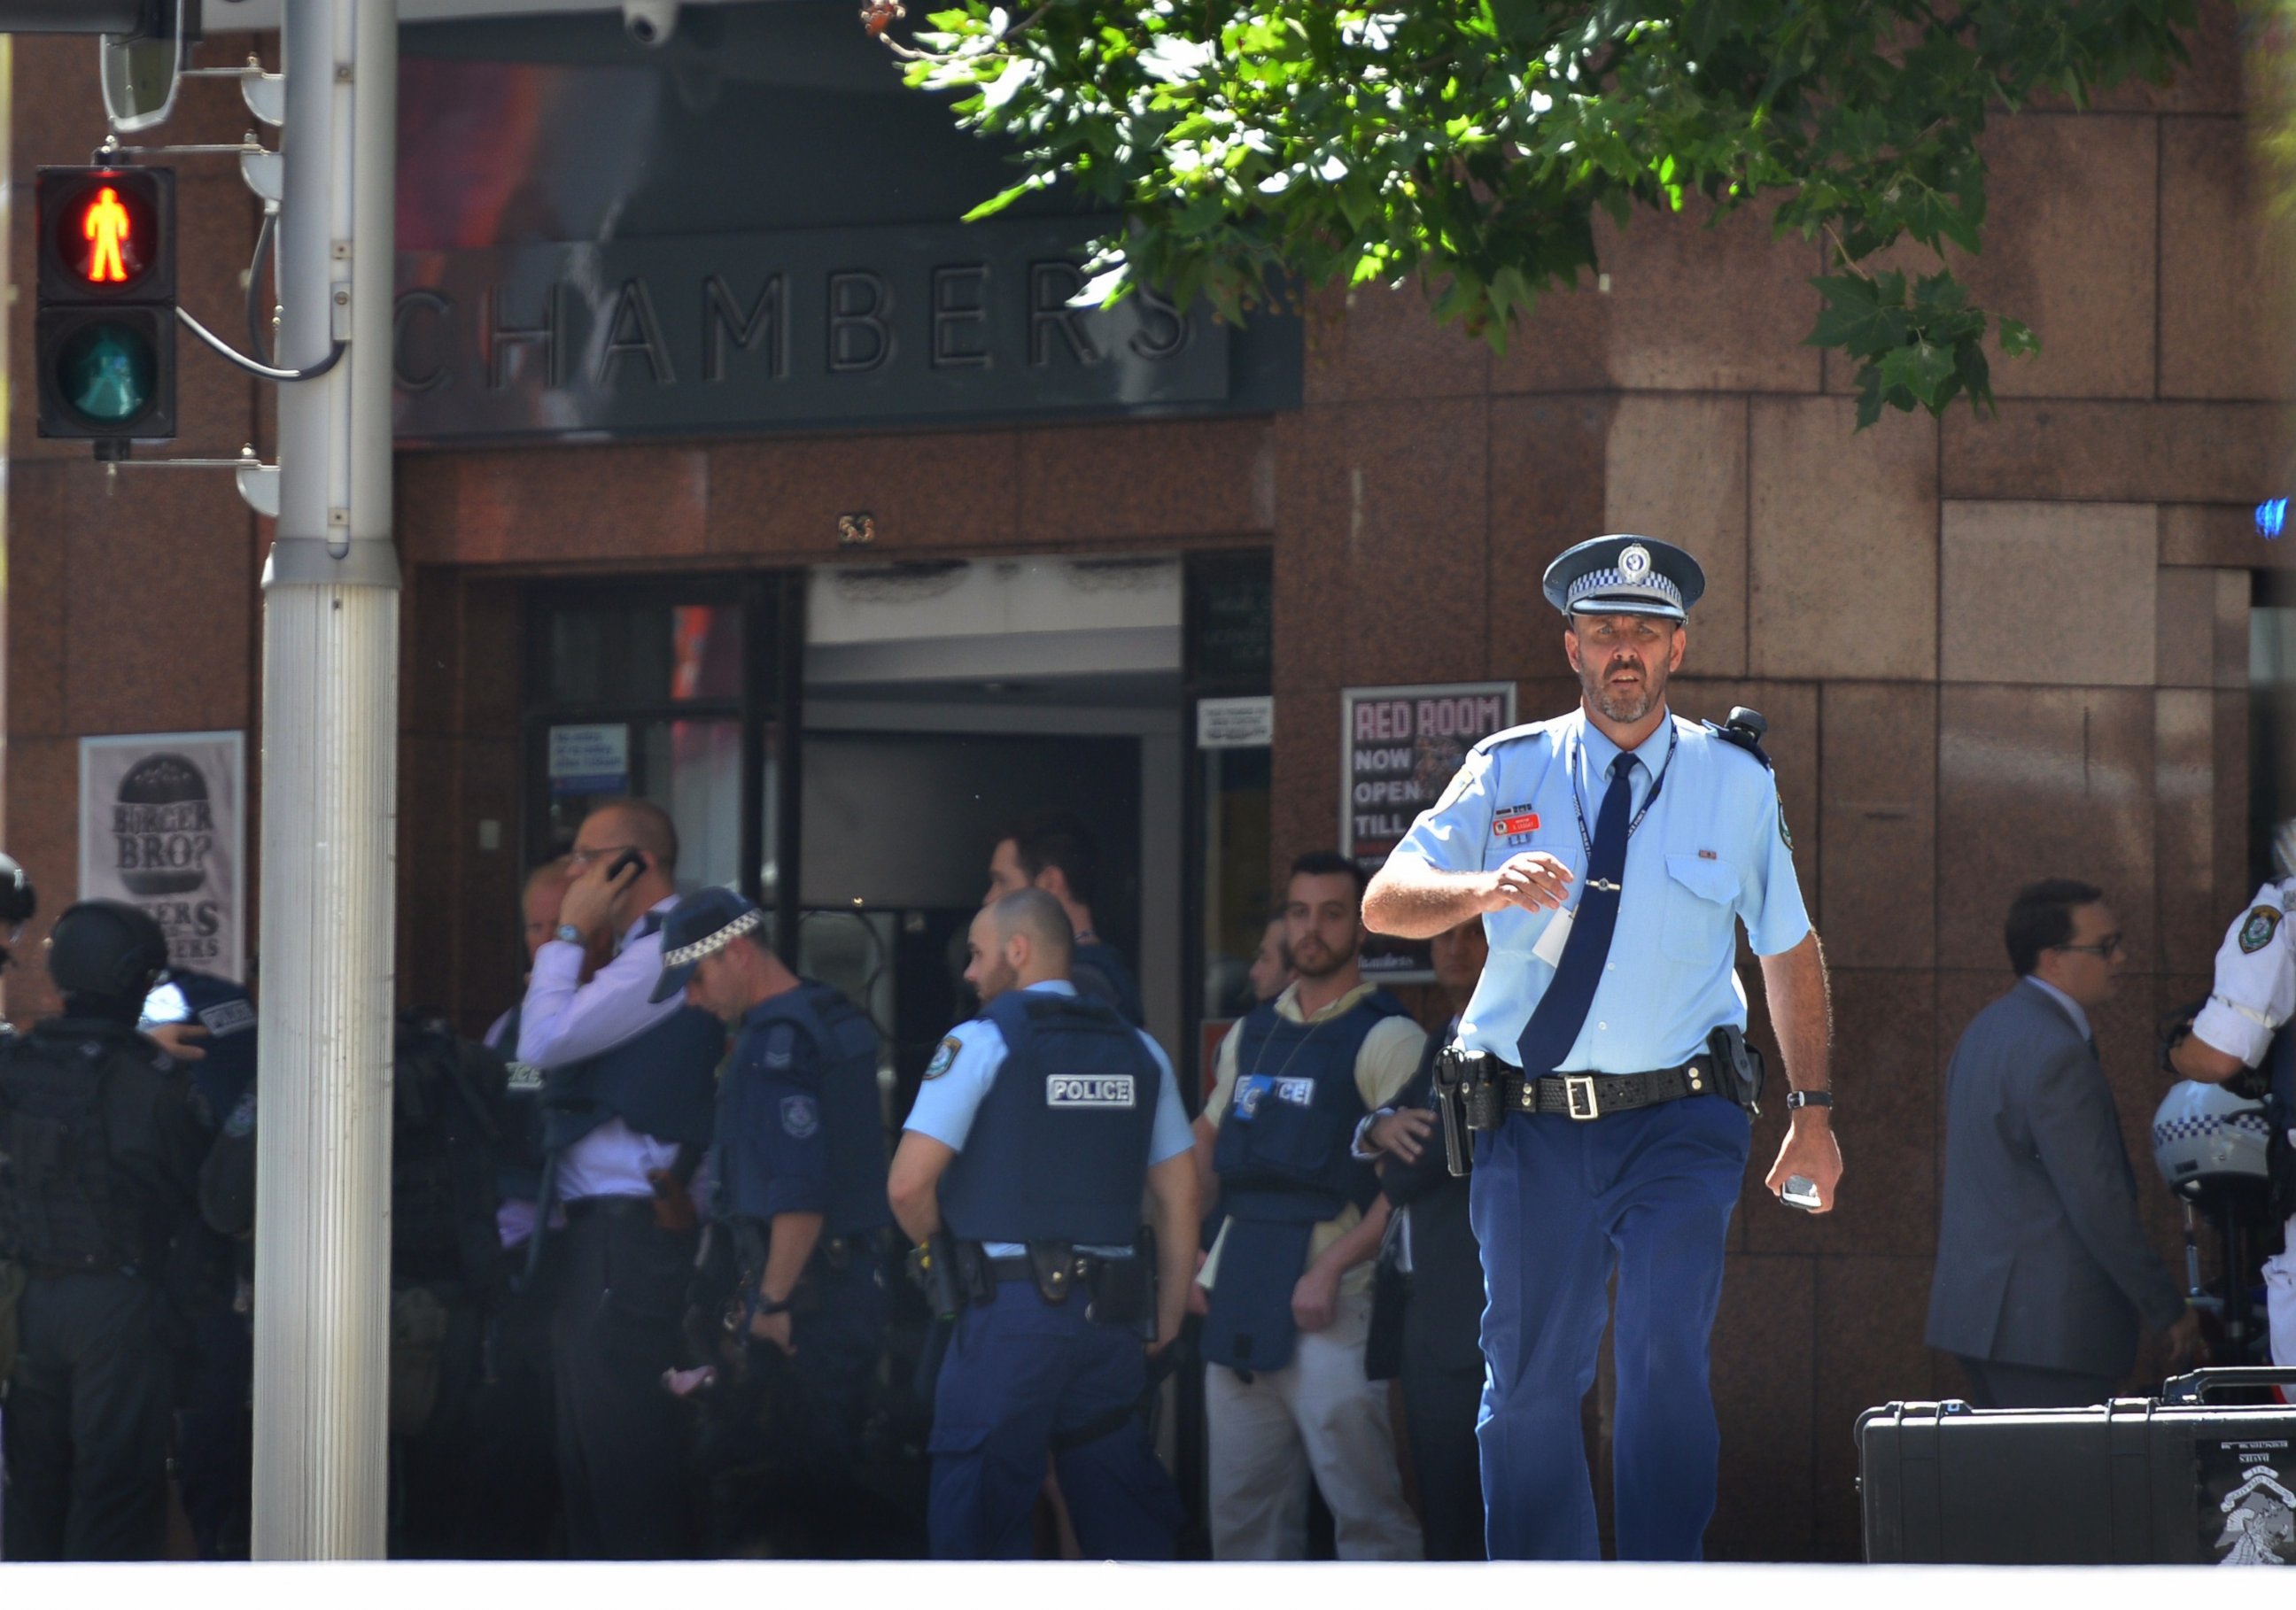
[56,319,159,423]
[34,166,176,451]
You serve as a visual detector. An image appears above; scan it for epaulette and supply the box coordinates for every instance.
[1700,707,1772,770]
[1475,716,1563,754]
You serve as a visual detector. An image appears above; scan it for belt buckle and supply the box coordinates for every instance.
[1564,1073,1600,1121]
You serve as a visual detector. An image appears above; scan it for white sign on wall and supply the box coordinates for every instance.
[1197,695,1274,749]
[79,731,246,982]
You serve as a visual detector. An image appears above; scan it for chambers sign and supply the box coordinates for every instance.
[392,216,1229,442]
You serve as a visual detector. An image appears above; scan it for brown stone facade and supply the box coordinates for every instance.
[4,4,2289,1560]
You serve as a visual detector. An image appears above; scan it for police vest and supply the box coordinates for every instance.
[0,1021,164,1273]
[539,1005,725,1155]
[1213,991,1408,1220]
[715,979,892,1238]
[1073,940,1145,1028]
[488,1003,550,1205]
[937,990,1160,1248]
[148,970,259,1120]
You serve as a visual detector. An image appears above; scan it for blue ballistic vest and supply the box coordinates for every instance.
[716,979,892,1238]
[539,1005,724,1154]
[143,970,259,1120]
[1201,990,1408,1374]
[487,1003,550,1206]
[937,990,1160,1248]
[1213,991,1407,1219]
[1073,940,1145,1028]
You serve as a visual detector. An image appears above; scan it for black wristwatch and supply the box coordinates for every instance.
[1784,1089,1834,1111]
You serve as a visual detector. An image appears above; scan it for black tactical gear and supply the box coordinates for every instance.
[47,902,169,1019]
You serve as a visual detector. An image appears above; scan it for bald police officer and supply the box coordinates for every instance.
[1363,534,1843,1561]
[888,888,1198,1559]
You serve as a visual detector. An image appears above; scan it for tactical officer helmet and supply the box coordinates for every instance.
[2152,1080,2273,1197]
[47,900,170,1010]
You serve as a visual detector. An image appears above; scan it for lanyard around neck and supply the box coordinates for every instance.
[1570,719,1678,858]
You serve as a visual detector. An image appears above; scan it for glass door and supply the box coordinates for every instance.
[521,575,803,951]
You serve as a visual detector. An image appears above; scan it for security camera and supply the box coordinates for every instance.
[623,0,679,46]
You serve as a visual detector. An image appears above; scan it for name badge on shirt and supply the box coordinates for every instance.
[1496,803,1541,845]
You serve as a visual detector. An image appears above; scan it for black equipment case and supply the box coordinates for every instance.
[1858,1369,2296,1564]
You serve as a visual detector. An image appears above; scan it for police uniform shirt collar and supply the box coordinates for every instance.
[617,894,679,958]
[1022,979,1080,997]
[2021,973,2092,1045]
[1570,707,1670,807]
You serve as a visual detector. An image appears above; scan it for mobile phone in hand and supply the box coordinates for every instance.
[607,848,644,881]
[1781,1174,1821,1211]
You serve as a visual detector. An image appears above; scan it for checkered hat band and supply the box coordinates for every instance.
[662,906,763,969]
[1567,567,1682,611]
[2152,1111,2272,1144]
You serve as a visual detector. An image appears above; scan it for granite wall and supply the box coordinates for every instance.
[4,3,2290,1560]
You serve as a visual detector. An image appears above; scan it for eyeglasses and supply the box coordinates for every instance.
[567,843,640,868]
[2054,933,2125,957]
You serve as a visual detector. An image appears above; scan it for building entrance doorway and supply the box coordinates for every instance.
[794,556,1182,1114]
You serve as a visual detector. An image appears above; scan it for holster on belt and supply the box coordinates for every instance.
[1084,1227,1154,1334]
[908,1227,968,1321]
[1707,1024,1766,1115]
[1434,1046,1497,1177]
[1028,1239,1080,1304]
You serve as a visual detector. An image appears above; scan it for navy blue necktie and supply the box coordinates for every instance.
[1517,752,1635,1076]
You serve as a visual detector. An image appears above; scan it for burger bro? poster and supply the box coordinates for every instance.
[78,731,245,983]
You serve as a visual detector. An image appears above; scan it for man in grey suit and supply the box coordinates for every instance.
[1927,879,2199,1407]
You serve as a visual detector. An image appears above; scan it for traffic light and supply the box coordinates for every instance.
[35,165,175,448]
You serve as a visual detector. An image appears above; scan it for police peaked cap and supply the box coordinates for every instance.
[49,899,169,1002]
[650,886,767,1003]
[1541,535,1705,622]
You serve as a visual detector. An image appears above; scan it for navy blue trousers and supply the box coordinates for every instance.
[1469,1095,1749,1560]
[927,1277,1182,1560]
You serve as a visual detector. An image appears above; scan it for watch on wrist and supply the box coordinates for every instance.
[554,923,582,946]
[1784,1089,1834,1111]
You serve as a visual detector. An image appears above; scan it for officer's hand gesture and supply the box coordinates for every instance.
[1483,852,1574,914]
[749,1306,795,1356]
[560,849,644,942]
[148,1022,210,1062]
[1368,1107,1436,1165]
[1291,1263,1339,1333]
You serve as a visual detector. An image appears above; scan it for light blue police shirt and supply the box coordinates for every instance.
[1392,705,1810,1072]
[904,979,1192,1256]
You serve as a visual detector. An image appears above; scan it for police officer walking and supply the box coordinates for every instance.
[0,901,213,1560]
[654,887,893,1535]
[1363,535,1842,1560]
[888,888,1198,1559]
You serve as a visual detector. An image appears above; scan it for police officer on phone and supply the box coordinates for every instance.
[887,888,1198,1560]
[516,799,725,1560]
[1362,535,1842,1561]
[0,901,213,1560]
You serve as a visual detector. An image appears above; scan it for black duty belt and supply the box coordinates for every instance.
[562,1195,655,1222]
[1454,1052,1726,1121]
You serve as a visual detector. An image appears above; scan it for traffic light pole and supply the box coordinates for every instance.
[250,0,399,1560]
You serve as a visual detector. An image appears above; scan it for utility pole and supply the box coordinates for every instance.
[249,0,399,1559]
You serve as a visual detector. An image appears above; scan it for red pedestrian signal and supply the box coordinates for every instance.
[35,166,175,446]
[81,186,136,283]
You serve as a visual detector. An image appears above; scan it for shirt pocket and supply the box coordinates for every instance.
[1660,854,1741,964]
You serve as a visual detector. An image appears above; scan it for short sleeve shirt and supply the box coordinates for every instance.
[1391,707,1811,1071]
[903,980,1192,1163]
[717,1003,829,1223]
[2191,879,2296,1068]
